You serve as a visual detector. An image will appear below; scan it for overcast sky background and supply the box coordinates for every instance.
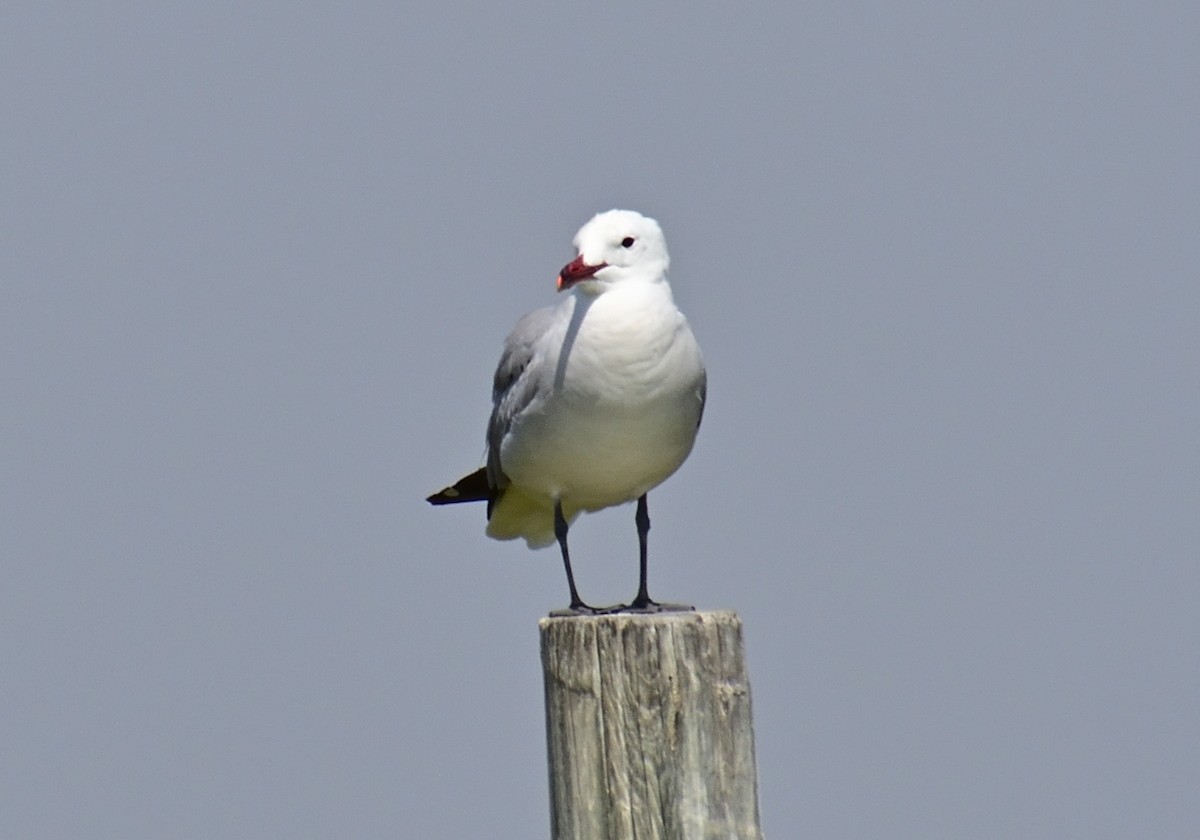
[3,2,1198,838]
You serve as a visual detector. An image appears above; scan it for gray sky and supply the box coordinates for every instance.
[4,2,1198,838]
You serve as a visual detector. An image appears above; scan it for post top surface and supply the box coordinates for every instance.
[538,609,740,629]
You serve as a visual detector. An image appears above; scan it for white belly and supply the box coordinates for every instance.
[503,394,701,509]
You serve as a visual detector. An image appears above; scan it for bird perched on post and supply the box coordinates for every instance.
[427,209,706,614]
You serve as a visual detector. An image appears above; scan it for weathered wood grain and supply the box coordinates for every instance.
[541,611,763,840]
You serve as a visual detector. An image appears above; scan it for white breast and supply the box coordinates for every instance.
[499,280,705,510]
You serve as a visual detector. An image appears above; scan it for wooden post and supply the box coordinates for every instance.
[540,610,763,840]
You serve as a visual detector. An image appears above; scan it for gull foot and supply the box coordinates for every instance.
[620,599,695,615]
[548,602,630,617]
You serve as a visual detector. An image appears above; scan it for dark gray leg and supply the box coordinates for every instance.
[555,500,592,612]
[626,494,693,613]
[630,494,656,609]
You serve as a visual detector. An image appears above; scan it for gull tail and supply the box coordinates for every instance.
[486,487,578,550]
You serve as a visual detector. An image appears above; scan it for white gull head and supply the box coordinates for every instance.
[557,209,670,292]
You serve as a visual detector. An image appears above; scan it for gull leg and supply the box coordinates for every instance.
[630,494,657,609]
[555,500,593,613]
[628,494,693,613]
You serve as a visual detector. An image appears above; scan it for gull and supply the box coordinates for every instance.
[427,209,706,614]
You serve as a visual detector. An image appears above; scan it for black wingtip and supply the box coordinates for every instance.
[426,467,493,506]
[426,487,466,505]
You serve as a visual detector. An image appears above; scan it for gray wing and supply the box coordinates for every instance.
[485,305,558,493]
[695,366,708,431]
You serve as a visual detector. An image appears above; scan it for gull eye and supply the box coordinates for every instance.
[621,237,636,248]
